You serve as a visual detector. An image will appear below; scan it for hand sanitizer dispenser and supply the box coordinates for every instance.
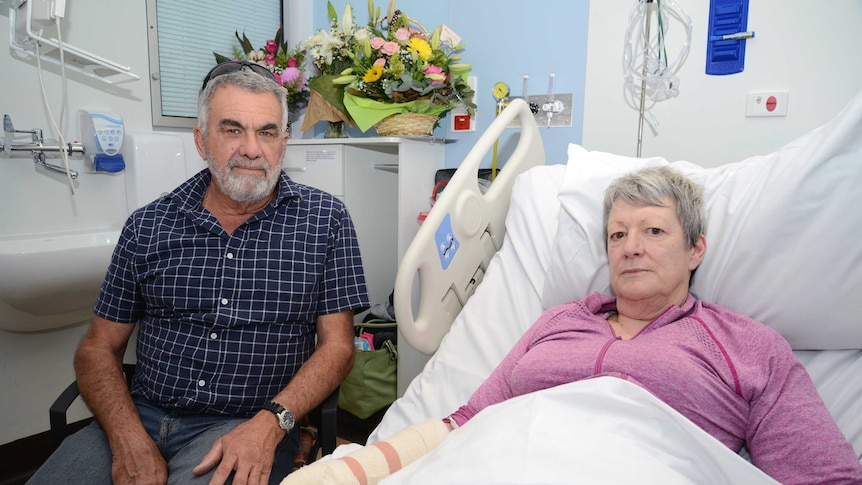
[79,110,126,173]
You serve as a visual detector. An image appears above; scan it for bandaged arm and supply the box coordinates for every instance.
[281,419,451,485]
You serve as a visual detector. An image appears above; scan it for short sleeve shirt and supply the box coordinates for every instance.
[94,169,369,416]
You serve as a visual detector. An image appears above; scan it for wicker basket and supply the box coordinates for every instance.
[374,113,439,136]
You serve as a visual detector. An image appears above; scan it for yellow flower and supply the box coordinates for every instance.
[363,65,384,82]
[406,38,432,61]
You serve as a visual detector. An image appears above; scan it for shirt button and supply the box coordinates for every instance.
[210,332,218,339]
[226,252,234,259]
[198,379,206,387]
[220,298,228,305]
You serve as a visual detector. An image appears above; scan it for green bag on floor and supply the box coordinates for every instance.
[338,320,398,419]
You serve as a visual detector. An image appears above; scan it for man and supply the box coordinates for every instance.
[29,61,369,485]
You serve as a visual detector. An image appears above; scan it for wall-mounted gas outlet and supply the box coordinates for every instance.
[506,93,573,128]
[746,91,788,117]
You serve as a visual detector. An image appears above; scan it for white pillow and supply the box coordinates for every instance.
[542,91,862,350]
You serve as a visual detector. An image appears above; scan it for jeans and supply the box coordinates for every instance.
[27,397,300,485]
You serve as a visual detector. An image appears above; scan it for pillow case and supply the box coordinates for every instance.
[542,91,862,350]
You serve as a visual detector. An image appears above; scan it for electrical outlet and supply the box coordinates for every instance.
[746,91,789,117]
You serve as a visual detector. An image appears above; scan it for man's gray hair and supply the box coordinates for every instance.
[197,69,288,136]
[602,165,706,249]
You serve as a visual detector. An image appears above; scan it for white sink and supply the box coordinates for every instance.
[0,229,120,332]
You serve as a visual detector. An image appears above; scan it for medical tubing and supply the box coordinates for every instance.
[622,0,692,114]
[34,17,75,194]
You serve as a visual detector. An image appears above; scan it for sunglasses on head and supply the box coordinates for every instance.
[200,61,280,91]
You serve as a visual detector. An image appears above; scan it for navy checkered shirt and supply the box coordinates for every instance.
[94,169,369,416]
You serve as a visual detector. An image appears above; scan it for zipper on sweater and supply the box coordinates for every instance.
[594,336,621,374]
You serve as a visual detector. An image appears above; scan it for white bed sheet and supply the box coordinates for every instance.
[382,378,778,485]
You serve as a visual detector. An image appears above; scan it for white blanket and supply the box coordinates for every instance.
[381,377,778,485]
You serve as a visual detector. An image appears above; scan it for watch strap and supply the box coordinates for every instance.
[263,401,286,415]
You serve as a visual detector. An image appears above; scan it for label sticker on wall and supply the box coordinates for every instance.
[303,149,337,164]
[435,213,460,270]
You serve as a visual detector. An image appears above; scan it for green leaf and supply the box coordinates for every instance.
[327,1,338,22]
[213,52,233,64]
[274,26,285,53]
[237,31,254,55]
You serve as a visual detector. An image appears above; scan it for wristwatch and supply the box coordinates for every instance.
[263,401,295,432]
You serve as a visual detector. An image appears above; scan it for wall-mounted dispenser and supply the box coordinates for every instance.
[78,110,125,173]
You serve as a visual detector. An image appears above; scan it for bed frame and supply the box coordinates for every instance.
[393,99,546,355]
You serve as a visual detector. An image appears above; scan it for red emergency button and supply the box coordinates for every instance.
[766,96,777,112]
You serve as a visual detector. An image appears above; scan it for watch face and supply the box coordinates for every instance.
[264,401,295,431]
[278,410,295,431]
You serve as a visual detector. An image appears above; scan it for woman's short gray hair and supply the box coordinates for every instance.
[197,69,288,137]
[602,166,706,249]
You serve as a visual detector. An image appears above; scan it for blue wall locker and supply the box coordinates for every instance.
[706,0,753,75]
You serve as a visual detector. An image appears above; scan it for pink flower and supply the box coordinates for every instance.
[370,37,385,50]
[373,58,386,67]
[281,67,305,89]
[381,41,399,56]
[265,39,278,54]
[287,57,298,68]
[395,28,410,43]
[265,54,276,66]
[423,65,445,85]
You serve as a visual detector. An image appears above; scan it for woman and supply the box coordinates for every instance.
[284,166,862,484]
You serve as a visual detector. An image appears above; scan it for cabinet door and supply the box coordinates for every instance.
[283,144,344,197]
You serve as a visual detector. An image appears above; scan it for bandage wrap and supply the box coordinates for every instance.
[280,419,450,485]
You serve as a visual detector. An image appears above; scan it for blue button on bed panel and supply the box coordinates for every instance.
[706,0,751,75]
[435,213,459,270]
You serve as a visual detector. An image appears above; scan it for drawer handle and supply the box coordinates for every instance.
[284,166,307,173]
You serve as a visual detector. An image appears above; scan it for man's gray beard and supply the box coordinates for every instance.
[207,154,279,204]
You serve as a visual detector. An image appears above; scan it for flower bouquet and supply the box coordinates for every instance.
[332,0,476,135]
[299,2,358,137]
[213,27,309,127]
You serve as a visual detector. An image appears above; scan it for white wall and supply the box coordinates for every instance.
[583,1,862,167]
[0,1,187,445]
[1,0,861,446]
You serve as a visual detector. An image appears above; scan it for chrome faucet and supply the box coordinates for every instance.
[1,114,83,179]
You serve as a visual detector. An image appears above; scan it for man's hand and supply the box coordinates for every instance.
[110,432,168,485]
[193,412,285,485]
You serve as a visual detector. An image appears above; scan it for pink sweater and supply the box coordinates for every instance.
[448,292,862,484]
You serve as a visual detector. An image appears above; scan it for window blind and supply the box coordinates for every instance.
[148,0,281,126]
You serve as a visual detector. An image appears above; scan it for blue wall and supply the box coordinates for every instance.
[313,0,590,167]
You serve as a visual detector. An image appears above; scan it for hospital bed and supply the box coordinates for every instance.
[347,93,862,483]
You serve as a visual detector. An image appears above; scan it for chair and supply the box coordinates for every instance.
[48,363,340,464]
